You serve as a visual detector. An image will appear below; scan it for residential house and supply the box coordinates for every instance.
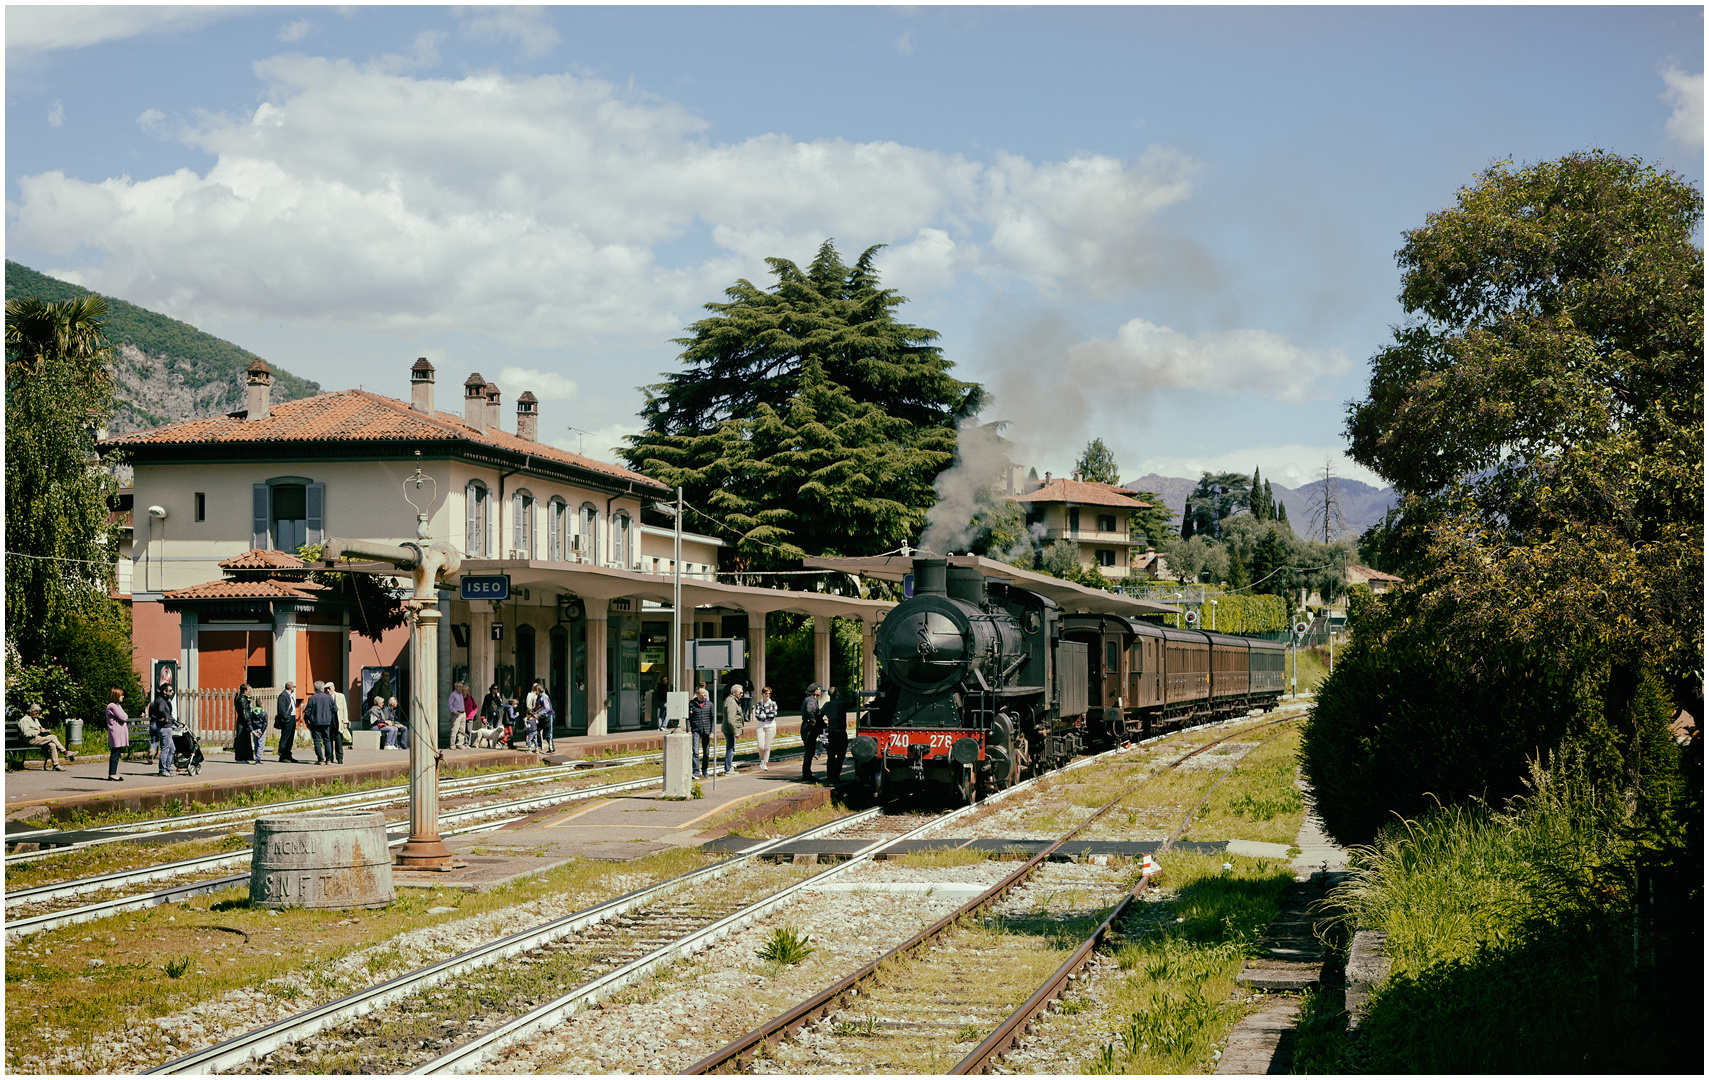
[1010,472,1157,580]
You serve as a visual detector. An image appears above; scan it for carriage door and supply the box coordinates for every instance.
[1105,637,1122,706]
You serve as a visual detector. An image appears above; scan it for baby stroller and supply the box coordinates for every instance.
[172,727,205,775]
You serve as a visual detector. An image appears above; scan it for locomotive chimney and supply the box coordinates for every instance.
[912,557,948,597]
[946,564,987,605]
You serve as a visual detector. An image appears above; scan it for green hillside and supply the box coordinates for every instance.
[5,261,320,431]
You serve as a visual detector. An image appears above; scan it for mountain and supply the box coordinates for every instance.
[5,261,320,435]
[1124,471,1397,541]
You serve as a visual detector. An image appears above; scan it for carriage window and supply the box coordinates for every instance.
[1107,642,1119,670]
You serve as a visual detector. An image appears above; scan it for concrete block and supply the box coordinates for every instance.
[1344,929,1389,1028]
[350,730,383,751]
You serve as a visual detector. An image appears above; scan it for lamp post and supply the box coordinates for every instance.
[320,458,462,869]
[1209,598,1219,632]
[651,487,691,796]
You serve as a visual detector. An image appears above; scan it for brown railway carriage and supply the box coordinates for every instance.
[1062,615,1285,739]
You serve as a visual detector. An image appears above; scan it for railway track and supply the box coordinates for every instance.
[686,713,1303,1075]
[142,724,1162,1075]
[5,735,810,866]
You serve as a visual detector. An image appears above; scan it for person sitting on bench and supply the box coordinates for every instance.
[18,704,74,770]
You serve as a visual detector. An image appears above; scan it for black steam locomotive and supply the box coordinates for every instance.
[849,557,1286,803]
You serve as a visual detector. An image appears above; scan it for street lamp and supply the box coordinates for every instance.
[1209,598,1219,632]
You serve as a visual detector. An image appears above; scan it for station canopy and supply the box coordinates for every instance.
[801,555,1180,618]
[449,558,895,621]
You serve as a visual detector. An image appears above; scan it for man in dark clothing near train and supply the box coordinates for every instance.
[274,681,300,762]
[305,681,338,765]
[799,684,823,781]
[820,686,850,784]
[686,686,715,780]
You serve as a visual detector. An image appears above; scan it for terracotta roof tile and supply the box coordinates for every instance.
[1009,478,1153,509]
[99,388,665,490]
[162,578,330,602]
[218,549,307,572]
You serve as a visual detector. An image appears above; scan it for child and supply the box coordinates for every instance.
[522,696,540,752]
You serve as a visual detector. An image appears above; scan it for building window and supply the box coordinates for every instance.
[253,478,323,552]
[1025,508,1045,530]
[1068,508,1080,536]
[548,498,567,561]
[578,503,598,562]
[613,512,632,568]
[1097,514,1116,533]
[194,493,206,522]
[465,481,489,558]
[512,490,535,559]
[1097,549,1116,567]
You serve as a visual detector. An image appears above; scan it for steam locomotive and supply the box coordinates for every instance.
[849,557,1287,803]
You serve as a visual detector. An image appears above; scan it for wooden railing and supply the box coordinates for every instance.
[178,687,282,747]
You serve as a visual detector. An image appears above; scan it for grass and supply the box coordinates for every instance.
[6,832,252,892]
[884,846,998,869]
[1081,850,1295,1074]
[1177,726,1304,845]
[3,844,716,1073]
[1326,765,1698,1074]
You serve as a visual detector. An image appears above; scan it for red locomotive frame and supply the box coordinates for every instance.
[871,727,985,760]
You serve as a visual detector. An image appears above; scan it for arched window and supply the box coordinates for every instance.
[465,481,489,558]
[578,503,598,564]
[512,489,535,559]
[548,498,567,562]
[613,512,632,569]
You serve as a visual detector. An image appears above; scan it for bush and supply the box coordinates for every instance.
[1298,588,1679,848]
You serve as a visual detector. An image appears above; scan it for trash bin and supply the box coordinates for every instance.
[66,718,83,748]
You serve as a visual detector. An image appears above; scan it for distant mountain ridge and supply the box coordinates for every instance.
[5,261,319,434]
[1124,471,1397,541]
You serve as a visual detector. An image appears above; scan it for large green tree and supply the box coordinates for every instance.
[622,242,981,574]
[1180,470,1252,539]
[5,295,124,660]
[1075,438,1120,485]
[1306,152,1702,843]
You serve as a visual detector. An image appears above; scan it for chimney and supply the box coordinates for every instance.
[1072,469,1083,483]
[1044,471,1052,483]
[463,372,488,434]
[484,382,502,432]
[246,359,272,420]
[515,391,538,441]
[410,357,435,413]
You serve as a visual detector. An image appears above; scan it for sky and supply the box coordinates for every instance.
[6,5,1703,493]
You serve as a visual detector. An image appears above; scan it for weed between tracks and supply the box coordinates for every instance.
[6,832,252,893]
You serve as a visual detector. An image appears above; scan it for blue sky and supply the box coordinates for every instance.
[7,5,1702,492]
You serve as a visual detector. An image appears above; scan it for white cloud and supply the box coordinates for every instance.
[6,6,243,55]
[137,108,167,133]
[9,58,1199,345]
[277,19,315,44]
[497,366,578,400]
[458,7,560,60]
[896,30,917,56]
[47,101,64,128]
[1661,65,1703,150]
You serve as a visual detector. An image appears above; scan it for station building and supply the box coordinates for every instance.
[99,358,891,745]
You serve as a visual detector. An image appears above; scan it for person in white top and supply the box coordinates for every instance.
[750,687,779,770]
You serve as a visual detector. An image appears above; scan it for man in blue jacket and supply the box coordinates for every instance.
[305,681,338,765]
[686,687,715,780]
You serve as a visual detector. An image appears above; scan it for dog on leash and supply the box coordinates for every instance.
[470,722,505,749]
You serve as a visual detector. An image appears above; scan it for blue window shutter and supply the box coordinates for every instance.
[305,483,325,547]
[253,484,271,549]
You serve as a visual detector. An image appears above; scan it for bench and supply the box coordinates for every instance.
[6,721,54,769]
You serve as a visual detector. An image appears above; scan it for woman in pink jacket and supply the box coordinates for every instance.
[104,688,130,781]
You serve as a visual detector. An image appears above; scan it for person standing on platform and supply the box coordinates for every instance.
[722,684,745,775]
[331,684,350,764]
[305,681,337,765]
[751,687,778,770]
[104,689,129,780]
[687,686,715,780]
[534,682,556,753]
[247,693,269,764]
[148,684,176,776]
[654,674,671,730]
[464,684,480,743]
[274,681,300,762]
[232,684,255,763]
[821,686,849,784]
[448,682,468,748]
[799,684,823,781]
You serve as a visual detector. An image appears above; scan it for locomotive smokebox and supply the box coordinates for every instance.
[912,557,948,596]
[946,565,987,606]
